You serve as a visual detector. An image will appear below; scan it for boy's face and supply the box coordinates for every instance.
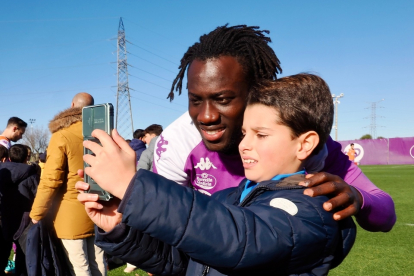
[239,104,302,183]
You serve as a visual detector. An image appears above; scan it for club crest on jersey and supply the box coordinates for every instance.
[194,173,217,190]
[194,157,217,170]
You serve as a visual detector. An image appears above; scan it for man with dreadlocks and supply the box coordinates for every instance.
[76,24,395,275]
[152,24,395,232]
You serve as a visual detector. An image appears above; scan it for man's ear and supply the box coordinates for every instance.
[297,131,319,161]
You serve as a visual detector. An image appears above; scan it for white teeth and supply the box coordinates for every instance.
[243,159,257,164]
[205,130,220,135]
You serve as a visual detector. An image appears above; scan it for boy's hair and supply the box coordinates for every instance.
[0,145,8,161]
[39,151,47,163]
[145,124,163,136]
[168,24,282,101]
[248,73,334,155]
[350,143,354,146]
[9,144,29,163]
[7,117,27,128]
[133,129,146,139]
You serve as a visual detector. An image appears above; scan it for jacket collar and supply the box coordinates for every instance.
[48,107,82,134]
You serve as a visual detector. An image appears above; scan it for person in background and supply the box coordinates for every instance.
[137,124,163,171]
[0,145,8,276]
[0,144,39,276]
[129,129,147,167]
[0,117,27,150]
[38,151,47,178]
[0,146,7,163]
[30,92,107,276]
[347,143,357,164]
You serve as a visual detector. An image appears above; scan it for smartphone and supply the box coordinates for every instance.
[82,103,114,201]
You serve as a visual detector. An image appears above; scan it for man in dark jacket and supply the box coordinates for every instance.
[129,129,146,165]
[0,144,39,276]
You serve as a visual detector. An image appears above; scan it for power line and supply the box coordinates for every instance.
[128,64,173,82]
[123,17,187,48]
[129,74,171,90]
[131,90,187,107]
[129,95,184,113]
[0,17,119,23]
[0,62,110,73]
[128,41,179,66]
[128,52,177,74]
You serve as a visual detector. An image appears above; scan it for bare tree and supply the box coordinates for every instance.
[22,125,50,153]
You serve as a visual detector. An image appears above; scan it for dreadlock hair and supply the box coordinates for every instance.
[167,24,282,101]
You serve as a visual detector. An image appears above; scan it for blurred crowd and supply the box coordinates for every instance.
[0,98,161,276]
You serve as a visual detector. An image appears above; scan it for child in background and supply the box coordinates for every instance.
[78,74,356,276]
[0,144,39,275]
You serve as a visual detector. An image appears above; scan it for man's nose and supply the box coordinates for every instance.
[197,102,219,125]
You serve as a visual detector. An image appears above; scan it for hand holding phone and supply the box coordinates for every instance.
[82,103,114,201]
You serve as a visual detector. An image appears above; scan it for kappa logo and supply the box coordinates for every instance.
[156,134,169,161]
[194,157,217,170]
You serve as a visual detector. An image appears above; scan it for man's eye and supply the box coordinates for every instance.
[189,98,201,104]
[216,98,230,104]
[257,134,268,139]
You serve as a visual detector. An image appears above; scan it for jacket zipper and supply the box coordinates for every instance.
[200,184,303,275]
[201,265,210,276]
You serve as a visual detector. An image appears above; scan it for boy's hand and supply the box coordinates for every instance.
[83,129,136,200]
[76,180,122,232]
[299,172,363,221]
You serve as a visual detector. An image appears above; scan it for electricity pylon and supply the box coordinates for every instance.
[332,93,344,141]
[367,99,384,139]
[116,17,134,139]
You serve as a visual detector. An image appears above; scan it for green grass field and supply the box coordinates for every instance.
[330,165,414,276]
[105,165,413,275]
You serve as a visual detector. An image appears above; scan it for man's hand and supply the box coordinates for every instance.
[31,219,39,224]
[83,128,136,199]
[299,172,363,220]
[76,180,123,232]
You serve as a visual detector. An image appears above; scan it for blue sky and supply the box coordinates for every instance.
[0,1,413,140]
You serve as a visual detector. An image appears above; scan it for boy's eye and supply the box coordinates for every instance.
[257,134,268,139]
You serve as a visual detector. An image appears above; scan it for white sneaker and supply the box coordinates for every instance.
[123,266,137,273]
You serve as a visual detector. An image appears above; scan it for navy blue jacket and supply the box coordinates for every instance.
[25,219,69,276]
[95,170,356,276]
[0,162,39,240]
[129,139,146,162]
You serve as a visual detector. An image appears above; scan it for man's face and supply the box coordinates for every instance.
[187,56,249,154]
[144,133,156,144]
[11,126,25,142]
